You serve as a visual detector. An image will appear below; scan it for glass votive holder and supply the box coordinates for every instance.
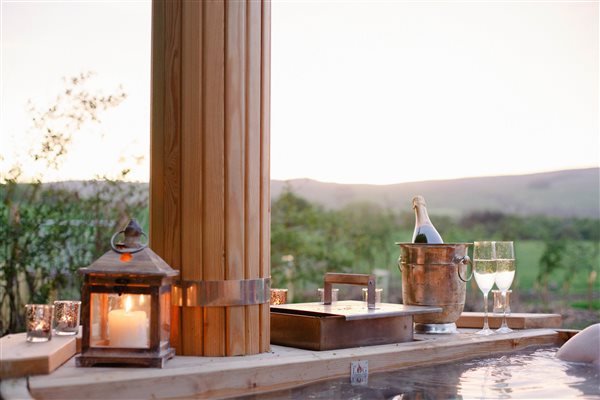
[492,290,512,315]
[53,300,81,335]
[270,288,288,305]
[318,288,339,303]
[362,288,383,304]
[26,304,54,342]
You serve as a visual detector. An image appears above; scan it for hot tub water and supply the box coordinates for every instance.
[240,346,599,399]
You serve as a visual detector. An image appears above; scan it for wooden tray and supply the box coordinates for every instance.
[0,329,81,379]
[271,300,441,351]
[456,312,562,329]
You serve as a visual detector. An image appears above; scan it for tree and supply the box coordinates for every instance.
[536,240,566,310]
[562,241,600,308]
[0,72,145,334]
[270,185,333,300]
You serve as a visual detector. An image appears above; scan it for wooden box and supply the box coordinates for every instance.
[271,300,441,351]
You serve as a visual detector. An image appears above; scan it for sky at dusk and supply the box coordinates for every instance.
[1,0,598,184]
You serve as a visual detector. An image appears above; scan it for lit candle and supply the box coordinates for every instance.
[57,313,72,329]
[108,296,148,348]
[53,300,81,335]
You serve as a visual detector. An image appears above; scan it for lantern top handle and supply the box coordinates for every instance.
[110,219,148,254]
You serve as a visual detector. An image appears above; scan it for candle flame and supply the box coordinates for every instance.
[125,295,132,312]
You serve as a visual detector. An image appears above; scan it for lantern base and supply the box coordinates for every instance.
[76,347,175,368]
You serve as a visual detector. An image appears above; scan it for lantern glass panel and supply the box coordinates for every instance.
[90,293,150,349]
[160,290,171,343]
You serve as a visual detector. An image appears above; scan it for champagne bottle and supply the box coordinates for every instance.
[412,195,443,244]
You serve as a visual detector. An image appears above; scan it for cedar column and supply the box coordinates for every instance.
[150,0,271,356]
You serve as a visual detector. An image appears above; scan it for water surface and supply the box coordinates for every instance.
[242,346,599,399]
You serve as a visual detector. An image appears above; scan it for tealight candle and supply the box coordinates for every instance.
[26,304,54,342]
[362,288,383,304]
[493,290,512,315]
[53,300,81,335]
[108,296,148,348]
[270,288,288,305]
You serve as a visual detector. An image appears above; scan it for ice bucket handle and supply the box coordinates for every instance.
[454,255,473,282]
[324,273,377,309]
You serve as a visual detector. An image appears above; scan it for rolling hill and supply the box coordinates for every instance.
[271,168,600,218]
[18,168,598,219]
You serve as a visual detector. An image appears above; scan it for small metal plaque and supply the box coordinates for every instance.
[351,360,368,385]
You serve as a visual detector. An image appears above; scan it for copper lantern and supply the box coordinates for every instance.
[76,220,179,368]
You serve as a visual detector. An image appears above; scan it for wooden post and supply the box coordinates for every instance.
[150,0,271,356]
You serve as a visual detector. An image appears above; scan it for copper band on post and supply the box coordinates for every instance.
[172,278,271,307]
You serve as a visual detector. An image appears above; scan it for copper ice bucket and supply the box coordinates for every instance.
[397,243,472,334]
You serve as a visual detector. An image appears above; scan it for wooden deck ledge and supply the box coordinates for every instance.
[9,328,566,400]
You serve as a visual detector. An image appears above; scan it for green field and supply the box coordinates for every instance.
[514,240,599,294]
[513,241,545,291]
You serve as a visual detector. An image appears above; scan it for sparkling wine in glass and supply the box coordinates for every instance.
[494,241,515,333]
[473,241,496,335]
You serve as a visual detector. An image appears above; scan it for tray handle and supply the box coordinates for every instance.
[324,273,377,309]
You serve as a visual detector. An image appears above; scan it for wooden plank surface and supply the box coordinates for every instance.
[180,0,204,357]
[456,312,562,329]
[0,332,77,379]
[25,329,564,400]
[245,0,262,356]
[225,0,247,356]
[150,0,182,273]
[202,0,226,357]
[151,0,183,355]
[259,0,271,354]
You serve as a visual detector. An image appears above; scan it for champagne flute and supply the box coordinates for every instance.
[473,241,496,335]
[494,241,516,333]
